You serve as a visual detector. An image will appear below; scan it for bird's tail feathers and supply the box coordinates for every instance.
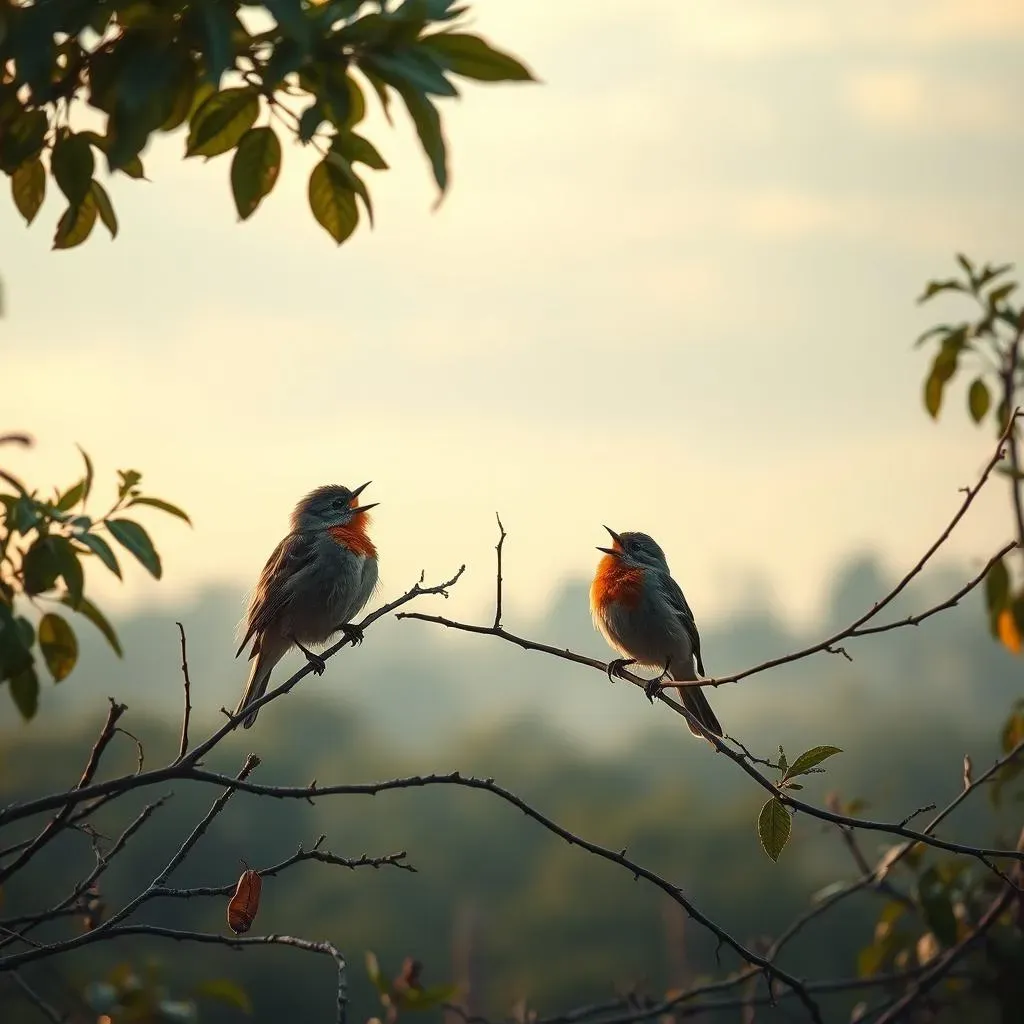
[670,672,722,742]
[234,645,283,730]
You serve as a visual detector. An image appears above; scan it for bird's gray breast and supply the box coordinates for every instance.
[289,536,368,642]
[598,580,693,671]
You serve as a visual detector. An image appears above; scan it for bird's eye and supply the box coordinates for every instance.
[332,497,348,509]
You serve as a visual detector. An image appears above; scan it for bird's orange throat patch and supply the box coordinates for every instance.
[591,554,644,610]
[328,514,377,558]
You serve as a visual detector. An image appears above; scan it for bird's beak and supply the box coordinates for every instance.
[596,525,622,555]
[350,481,377,513]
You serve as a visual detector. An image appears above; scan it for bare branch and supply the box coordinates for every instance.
[494,512,506,629]
[150,839,415,899]
[0,797,169,942]
[0,758,259,970]
[0,567,468,830]
[175,621,193,762]
[92,924,347,1024]
[0,699,126,886]
[9,970,67,1023]
[179,768,822,1020]
[872,830,1023,1024]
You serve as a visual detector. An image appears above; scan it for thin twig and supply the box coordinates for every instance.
[872,830,1023,1024]
[175,621,192,762]
[178,769,822,1020]
[9,970,67,1022]
[0,797,169,941]
[87,925,348,1024]
[493,513,506,629]
[0,568,467,830]
[149,840,415,899]
[0,700,126,886]
[0,758,259,970]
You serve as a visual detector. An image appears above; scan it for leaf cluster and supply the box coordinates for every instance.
[0,0,535,247]
[917,255,1024,656]
[365,950,459,1023]
[0,443,189,720]
[82,957,251,1022]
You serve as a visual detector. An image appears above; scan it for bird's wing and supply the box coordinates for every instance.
[658,571,705,676]
[236,532,318,658]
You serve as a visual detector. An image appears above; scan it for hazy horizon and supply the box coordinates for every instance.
[5,0,1023,637]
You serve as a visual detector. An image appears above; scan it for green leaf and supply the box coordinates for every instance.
[23,537,63,595]
[161,68,198,132]
[57,480,87,512]
[967,378,990,424]
[785,745,843,780]
[777,747,788,774]
[986,556,1010,617]
[365,951,387,994]
[326,150,374,224]
[917,278,965,303]
[107,519,162,579]
[53,191,98,250]
[397,983,460,1011]
[117,470,142,498]
[988,282,1017,307]
[51,133,96,205]
[394,84,447,196]
[230,127,282,220]
[76,532,122,578]
[0,604,34,681]
[332,130,389,170]
[126,496,192,526]
[11,158,46,225]
[364,50,458,98]
[0,110,47,174]
[262,37,303,91]
[9,666,39,720]
[916,867,959,947]
[38,613,78,682]
[60,594,122,657]
[421,32,536,82]
[359,66,394,124]
[308,157,359,244]
[194,978,252,1014]
[119,154,146,180]
[339,72,367,129]
[298,101,325,143]
[90,180,119,239]
[53,537,85,608]
[186,88,260,159]
[199,0,238,85]
[8,496,41,534]
[757,797,791,862]
[923,367,944,419]
[266,0,312,52]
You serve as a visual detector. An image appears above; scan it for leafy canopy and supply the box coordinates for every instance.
[0,442,189,720]
[0,0,536,247]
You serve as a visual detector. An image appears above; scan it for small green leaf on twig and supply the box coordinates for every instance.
[757,797,791,862]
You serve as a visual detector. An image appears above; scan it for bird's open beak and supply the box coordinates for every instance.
[350,481,377,513]
[596,525,622,555]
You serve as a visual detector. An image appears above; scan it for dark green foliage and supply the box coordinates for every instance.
[0,0,535,247]
[0,442,188,720]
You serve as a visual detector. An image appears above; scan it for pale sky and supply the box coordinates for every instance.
[4,0,1023,634]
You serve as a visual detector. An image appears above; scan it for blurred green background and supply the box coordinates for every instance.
[1,553,1019,1022]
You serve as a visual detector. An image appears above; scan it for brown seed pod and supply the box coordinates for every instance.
[227,866,262,935]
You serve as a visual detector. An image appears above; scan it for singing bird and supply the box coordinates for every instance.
[590,527,721,740]
[233,482,379,729]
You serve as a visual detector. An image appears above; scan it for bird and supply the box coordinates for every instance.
[590,526,721,740]
[233,482,379,729]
